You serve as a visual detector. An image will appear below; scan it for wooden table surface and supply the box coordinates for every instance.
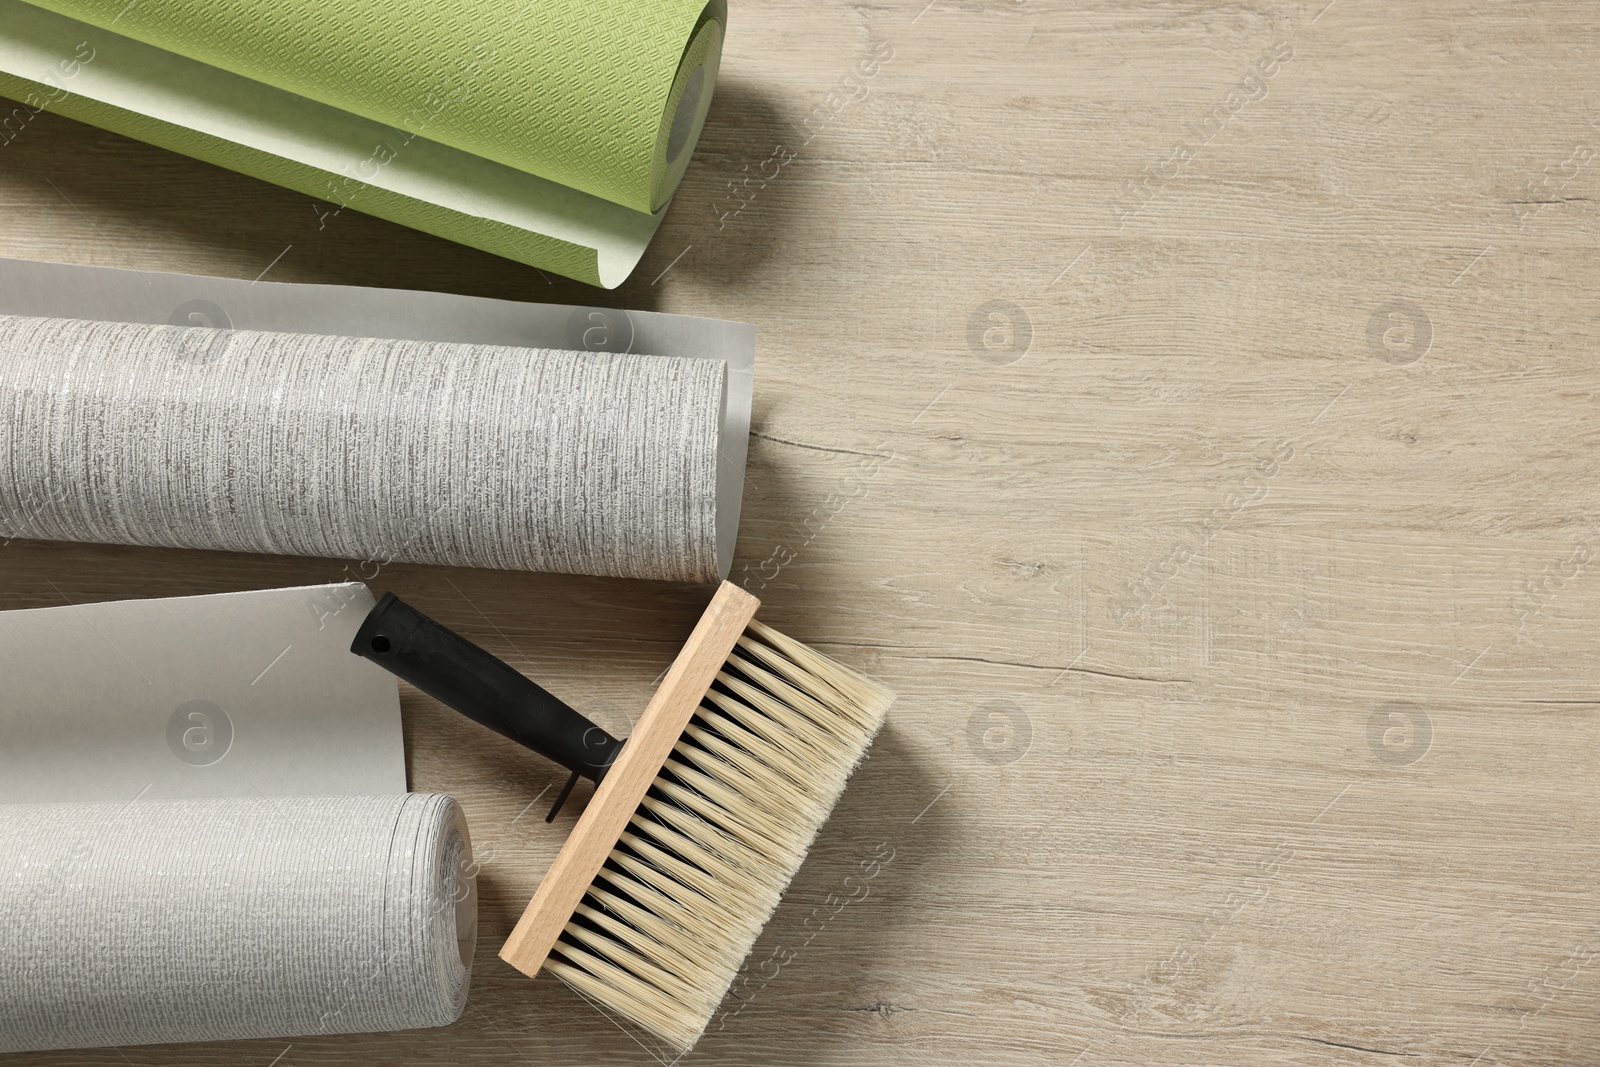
[3,1,1599,1064]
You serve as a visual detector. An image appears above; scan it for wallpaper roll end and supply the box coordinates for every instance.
[389,792,476,1030]
[649,13,723,214]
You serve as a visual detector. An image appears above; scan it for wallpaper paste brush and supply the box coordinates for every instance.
[351,581,893,1051]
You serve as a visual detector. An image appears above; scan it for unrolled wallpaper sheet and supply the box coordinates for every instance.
[0,583,406,802]
[0,256,754,581]
[0,0,724,286]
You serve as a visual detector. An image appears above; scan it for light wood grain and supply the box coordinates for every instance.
[2,0,1600,1064]
[500,580,760,980]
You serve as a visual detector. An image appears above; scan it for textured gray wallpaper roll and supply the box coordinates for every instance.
[0,314,726,581]
[0,793,475,1053]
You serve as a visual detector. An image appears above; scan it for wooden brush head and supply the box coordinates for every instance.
[499,581,761,980]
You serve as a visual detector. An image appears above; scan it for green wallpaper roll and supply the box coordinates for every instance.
[0,0,723,286]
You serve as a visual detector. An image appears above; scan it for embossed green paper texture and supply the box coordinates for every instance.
[0,0,723,286]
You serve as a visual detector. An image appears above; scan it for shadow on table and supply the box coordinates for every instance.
[646,75,822,294]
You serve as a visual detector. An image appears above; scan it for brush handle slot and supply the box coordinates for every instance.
[352,593,622,781]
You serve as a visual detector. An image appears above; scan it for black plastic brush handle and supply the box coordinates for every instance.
[352,592,622,783]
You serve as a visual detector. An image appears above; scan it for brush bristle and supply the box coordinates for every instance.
[543,617,894,1051]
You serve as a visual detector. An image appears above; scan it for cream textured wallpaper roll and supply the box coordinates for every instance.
[0,314,727,581]
[0,793,475,1053]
